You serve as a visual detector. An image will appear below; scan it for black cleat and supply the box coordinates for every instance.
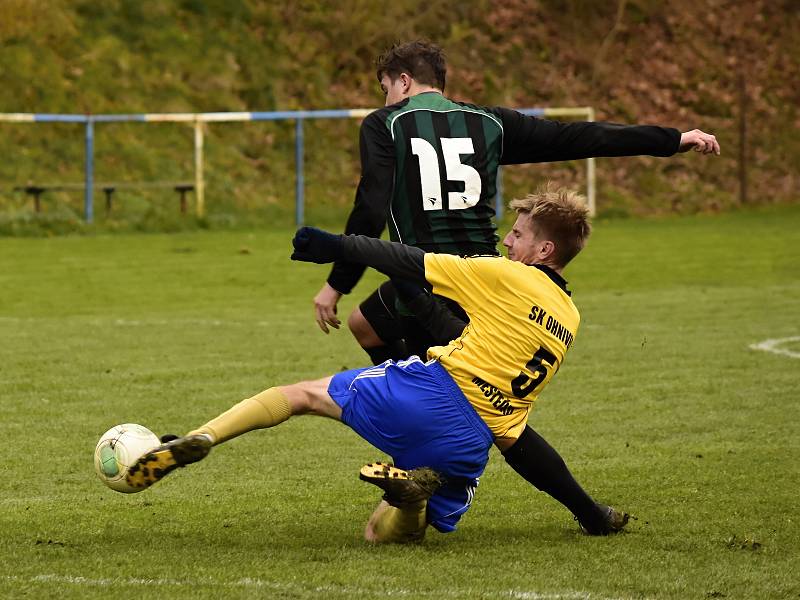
[160,433,179,443]
[578,503,630,535]
[359,462,442,507]
[125,434,212,490]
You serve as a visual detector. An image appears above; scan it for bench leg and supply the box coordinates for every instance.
[104,188,114,215]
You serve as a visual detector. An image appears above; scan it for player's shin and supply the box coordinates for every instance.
[188,387,291,444]
[503,425,612,534]
[360,463,441,543]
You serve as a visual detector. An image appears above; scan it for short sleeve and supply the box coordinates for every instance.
[424,254,502,314]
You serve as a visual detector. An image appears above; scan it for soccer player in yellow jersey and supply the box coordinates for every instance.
[126,185,626,542]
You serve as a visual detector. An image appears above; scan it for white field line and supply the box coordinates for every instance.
[749,336,800,359]
[0,574,636,600]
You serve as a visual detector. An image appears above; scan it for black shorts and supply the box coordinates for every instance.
[359,281,467,359]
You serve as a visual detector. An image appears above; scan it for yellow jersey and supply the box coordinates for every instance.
[424,253,580,442]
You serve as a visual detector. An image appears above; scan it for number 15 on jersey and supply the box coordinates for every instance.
[411,137,482,211]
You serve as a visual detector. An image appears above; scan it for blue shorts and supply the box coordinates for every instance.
[328,357,493,532]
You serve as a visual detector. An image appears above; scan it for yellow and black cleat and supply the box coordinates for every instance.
[359,461,442,507]
[125,434,212,490]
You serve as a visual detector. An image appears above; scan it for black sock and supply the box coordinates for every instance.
[503,425,609,534]
[364,339,408,365]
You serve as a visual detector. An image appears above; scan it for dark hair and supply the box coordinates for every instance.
[375,40,447,91]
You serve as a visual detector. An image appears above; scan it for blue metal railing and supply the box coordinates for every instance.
[1,107,596,223]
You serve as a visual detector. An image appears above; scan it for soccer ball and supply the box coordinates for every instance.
[94,423,160,493]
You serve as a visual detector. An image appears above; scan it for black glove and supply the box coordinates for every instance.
[291,227,344,264]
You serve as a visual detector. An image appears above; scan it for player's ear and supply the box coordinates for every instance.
[399,72,412,92]
[540,240,556,261]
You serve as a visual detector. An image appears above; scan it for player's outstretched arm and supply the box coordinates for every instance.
[678,129,720,155]
[292,227,427,284]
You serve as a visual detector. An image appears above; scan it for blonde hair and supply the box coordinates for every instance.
[508,183,592,267]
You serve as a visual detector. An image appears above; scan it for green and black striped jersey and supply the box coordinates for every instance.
[327,92,680,294]
[384,92,503,254]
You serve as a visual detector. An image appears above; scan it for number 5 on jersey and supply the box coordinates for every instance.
[411,137,482,211]
[511,346,558,398]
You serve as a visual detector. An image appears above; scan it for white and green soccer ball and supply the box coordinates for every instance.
[94,423,159,493]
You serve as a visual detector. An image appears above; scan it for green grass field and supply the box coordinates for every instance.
[1,205,799,599]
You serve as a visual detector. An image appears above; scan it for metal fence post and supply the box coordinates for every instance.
[495,166,504,220]
[586,107,596,217]
[84,117,94,223]
[295,117,304,226]
[194,118,205,217]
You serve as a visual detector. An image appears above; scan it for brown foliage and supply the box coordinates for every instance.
[322,0,799,213]
[1,0,797,214]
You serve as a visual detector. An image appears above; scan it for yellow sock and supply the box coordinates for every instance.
[188,387,291,445]
[372,501,428,543]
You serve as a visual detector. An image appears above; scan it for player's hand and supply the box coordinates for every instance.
[313,283,343,334]
[678,129,720,155]
[291,227,344,264]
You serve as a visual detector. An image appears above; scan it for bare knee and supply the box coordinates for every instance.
[280,377,340,420]
[347,307,384,349]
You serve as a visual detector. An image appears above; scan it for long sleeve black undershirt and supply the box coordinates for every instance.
[489,108,680,164]
[341,234,426,283]
[327,108,396,294]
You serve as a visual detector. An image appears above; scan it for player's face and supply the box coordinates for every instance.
[503,213,550,265]
[380,73,409,106]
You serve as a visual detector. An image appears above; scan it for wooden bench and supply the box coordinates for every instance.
[13,182,195,214]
